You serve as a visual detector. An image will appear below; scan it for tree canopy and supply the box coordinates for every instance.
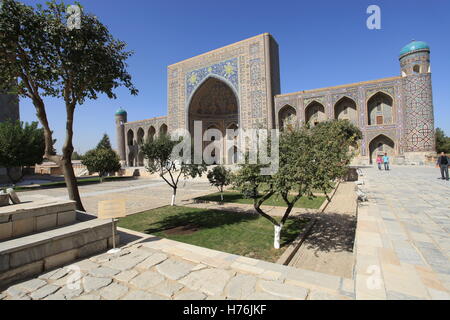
[0,0,137,210]
[233,120,362,248]
[0,120,46,183]
[81,148,121,182]
[96,133,112,150]
[207,165,232,201]
[436,128,450,154]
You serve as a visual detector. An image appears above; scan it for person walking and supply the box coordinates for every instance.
[383,153,390,171]
[436,152,449,180]
[376,155,383,170]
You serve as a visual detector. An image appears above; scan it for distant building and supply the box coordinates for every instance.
[116,34,436,167]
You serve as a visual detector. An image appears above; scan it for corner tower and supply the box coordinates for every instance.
[115,108,127,165]
[399,40,435,161]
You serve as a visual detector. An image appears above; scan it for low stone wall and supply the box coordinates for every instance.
[0,213,117,288]
[0,199,77,241]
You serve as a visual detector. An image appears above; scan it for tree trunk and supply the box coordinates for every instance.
[274,224,283,249]
[32,97,85,211]
[61,102,85,212]
[61,158,85,211]
[171,188,177,206]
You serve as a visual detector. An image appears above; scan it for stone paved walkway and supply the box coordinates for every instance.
[354,166,450,300]
[0,230,353,300]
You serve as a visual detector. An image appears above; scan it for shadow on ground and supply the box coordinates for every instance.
[143,208,260,235]
[300,212,357,256]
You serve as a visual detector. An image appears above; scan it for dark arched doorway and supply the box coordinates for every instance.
[188,77,239,164]
[369,134,395,164]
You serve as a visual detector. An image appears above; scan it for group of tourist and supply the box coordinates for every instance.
[376,153,391,171]
[374,152,449,181]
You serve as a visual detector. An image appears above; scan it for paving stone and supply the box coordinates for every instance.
[308,290,351,300]
[427,288,450,300]
[89,267,121,278]
[258,280,308,300]
[155,259,195,280]
[76,294,101,300]
[151,281,184,298]
[98,282,129,300]
[7,279,47,295]
[53,270,83,287]
[245,292,281,300]
[130,271,165,290]
[225,274,257,299]
[122,290,166,300]
[83,276,113,293]
[386,291,423,300]
[206,295,227,300]
[39,268,70,281]
[44,293,67,300]
[30,284,60,300]
[191,264,208,271]
[114,270,139,283]
[57,286,84,300]
[136,253,168,270]
[69,260,100,272]
[179,268,233,296]
[103,251,149,271]
[9,295,32,300]
[174,291,207,300]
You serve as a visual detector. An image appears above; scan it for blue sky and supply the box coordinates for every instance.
[19,0,450,153]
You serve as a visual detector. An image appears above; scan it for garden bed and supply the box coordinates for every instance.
[118,206,310,263]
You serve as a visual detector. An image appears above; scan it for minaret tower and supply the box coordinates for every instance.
[399,40,435,161]
[115,108,127,165]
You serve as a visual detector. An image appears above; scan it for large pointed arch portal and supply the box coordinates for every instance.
[188,77,239,163]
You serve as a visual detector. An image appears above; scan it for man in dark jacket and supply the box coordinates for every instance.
[437,152,449,181]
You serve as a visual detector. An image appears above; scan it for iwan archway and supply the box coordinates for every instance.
[188,77,239,164]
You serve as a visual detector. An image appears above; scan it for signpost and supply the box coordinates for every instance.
[98,199,126,254]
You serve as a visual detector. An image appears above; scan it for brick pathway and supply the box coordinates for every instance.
[354,166,450,300]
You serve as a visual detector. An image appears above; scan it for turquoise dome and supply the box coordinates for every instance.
[115,108,127,116]
[400,41,430,56]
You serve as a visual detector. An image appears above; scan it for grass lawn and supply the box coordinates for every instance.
[118,206,310,263]
[195,191,325,209]
[14,176,133,192]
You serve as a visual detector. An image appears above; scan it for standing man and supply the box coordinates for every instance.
[383,153,390,171]
[436,152,449,181]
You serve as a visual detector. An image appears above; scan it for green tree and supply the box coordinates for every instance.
[0,0,137,210]
[0,121,46,184]
[207,165,232,201]
[233,120,362,249]
[96,133,112,150]
[81,148,121,182]
[142,134,206,206]
[436,128,450,154]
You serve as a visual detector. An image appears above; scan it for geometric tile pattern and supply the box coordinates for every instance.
[402,74,435,152]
